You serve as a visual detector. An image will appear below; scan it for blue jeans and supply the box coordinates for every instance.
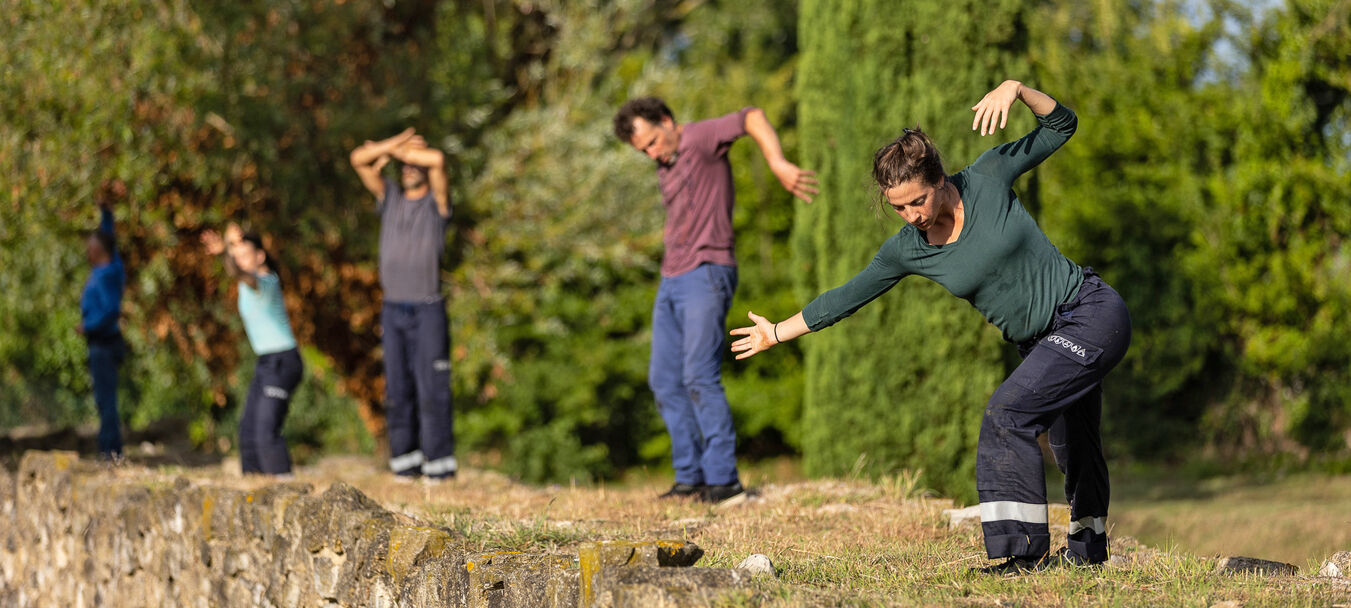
[240,348,302,475]
[87,336,124,457]
[649,263,740,486]
[382,300,457,478]
[976,270,1131,562]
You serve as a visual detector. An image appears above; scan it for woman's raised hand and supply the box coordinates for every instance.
[729,311,779,360]
[224,222,243,245]
[201,230,225,256]
[970,80,1023,136]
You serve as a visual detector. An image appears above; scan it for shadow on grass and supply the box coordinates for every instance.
[0,416,222,472]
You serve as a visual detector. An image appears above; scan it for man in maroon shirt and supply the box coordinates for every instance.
[614,98,817,502]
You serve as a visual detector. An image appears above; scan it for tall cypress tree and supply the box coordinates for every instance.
[793,0,1035,501]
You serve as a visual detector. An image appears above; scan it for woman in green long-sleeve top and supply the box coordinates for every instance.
[731,80,1132,574]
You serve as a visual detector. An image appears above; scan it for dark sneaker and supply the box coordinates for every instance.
[659,482,705,499]
[971,554,1046,576]
[699,482,745,504]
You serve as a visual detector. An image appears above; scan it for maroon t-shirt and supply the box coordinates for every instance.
[656,109,750,277]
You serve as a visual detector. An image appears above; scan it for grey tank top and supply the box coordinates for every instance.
[378,178,449,302]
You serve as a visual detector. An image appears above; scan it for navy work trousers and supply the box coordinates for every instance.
[649,263,740,487]
[87,336,124,458]
[240,348,302,475]
[382,300,457,478]
[976,270,1131,563]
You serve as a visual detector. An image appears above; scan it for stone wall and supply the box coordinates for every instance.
[0,452,748,607]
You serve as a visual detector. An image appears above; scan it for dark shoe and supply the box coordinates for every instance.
[97,451,125,469]
[699,482,745,503]
[1042,547,1103,569]
[971,554,1046,576]
[659,482,705,499]
[424,471,456,484]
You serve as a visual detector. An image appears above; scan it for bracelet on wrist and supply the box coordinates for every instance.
[772,322,780,344]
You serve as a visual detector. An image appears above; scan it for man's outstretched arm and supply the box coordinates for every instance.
[350,128,416,202]
[743,108,818,203]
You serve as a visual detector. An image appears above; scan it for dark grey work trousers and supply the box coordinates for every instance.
[241,348,302,475]
[382,300,457,478]
[976,269,1131,563]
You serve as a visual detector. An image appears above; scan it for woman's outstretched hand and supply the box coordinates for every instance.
[730,311,779,360]
[971,80,1023,136]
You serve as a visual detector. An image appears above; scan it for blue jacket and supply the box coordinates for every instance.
[81,208,125,340]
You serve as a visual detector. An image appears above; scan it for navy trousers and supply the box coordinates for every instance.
[382,300,457,478]
[649,263,740,487]
[87,336,124,457]
[976,270,1131,563]
[240,348,302,475]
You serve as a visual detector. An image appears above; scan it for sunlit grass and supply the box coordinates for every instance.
[164,455,1351,606]
[1111,469,1351,569]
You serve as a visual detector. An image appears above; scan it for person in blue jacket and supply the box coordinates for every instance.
[78,180,128,460]
[201,223,303,476]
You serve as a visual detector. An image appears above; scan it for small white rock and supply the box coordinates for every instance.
[738,553,777,577]
[943,505,982,529]
[1318,551,1351,577]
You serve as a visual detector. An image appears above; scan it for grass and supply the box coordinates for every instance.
[1110,468,1351,569]
[167,455,1351,607]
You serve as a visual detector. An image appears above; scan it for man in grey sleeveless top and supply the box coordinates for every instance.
[350,128,457,479]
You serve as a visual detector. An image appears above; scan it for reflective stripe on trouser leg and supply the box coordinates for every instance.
[980,501,1049,525]
[1069,516,1106,535]
[423,455,458,477]
[390,450,424,474]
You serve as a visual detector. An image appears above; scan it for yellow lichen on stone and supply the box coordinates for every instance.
[53,452,75,471]
[577,542,602,607]
[386,525,455,582]
[201,496,215,540]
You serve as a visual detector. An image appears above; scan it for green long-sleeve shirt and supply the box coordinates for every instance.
[802,102,1083,344]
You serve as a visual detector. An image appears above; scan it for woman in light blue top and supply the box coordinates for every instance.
[202,223,302,475]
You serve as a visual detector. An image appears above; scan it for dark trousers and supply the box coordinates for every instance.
[87,336,124,457]
[648,263,740,487]
[976,270,1131,562]
[240,348,302,475]
[382,300,456,478]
